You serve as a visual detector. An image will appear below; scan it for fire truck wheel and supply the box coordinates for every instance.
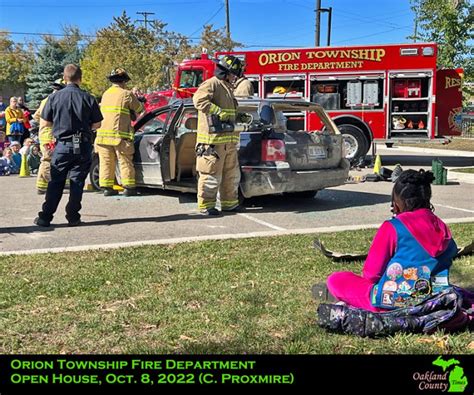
[339,124,369,163]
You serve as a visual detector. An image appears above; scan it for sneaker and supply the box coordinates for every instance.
[67,219,82,227]
[311,283,338,303]
[103,188,119,197]
[223,205,245,213]
[37,190,46,195]
[34,217,50,227]
[200,208,221,216]
[123,188,137,197]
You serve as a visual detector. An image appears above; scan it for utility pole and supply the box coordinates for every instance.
[326,7,332,46]
[315,0,321,47]
[136,11,155,31]
[225,0,231,41]
[315,1,332,47]
[413,7,418,42]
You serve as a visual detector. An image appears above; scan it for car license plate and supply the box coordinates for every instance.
[308,146,327,159]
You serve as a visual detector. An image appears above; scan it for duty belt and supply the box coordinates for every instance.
[58,135,91,143]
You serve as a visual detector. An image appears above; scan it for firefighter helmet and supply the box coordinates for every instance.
[217,55,243,77]
[108,68,131,83]
[52,78,66,90]
[273,86,287,94]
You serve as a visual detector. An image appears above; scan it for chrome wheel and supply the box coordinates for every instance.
[343,133,359,159]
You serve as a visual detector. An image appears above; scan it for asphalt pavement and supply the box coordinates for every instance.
[1,145,473,255]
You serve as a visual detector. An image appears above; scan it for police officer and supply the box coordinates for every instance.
[193,55,244,215]
[95,68,144,197]
[34,64,103,227]
[33,78,65,194]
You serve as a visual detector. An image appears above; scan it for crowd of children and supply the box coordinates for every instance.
[0,139,41,176]
[0,95,41,176]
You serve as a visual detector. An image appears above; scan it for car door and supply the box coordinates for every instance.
[133,106,180,186]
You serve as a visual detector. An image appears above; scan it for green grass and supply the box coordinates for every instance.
[450,168,474,174]
[400,138,474,151]
[0,223,473,355]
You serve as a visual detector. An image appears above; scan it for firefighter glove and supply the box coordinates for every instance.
[209,103,233,122]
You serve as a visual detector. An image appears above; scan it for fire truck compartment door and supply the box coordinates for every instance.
[435,69,463,136]
[271,102,339,135]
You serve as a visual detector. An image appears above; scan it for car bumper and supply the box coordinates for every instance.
[240,159,350,198]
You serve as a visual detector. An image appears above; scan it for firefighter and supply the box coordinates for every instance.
[233,62,254,97]
[33,79,65,194]
[95,68,144,196]
[193,55,244,215]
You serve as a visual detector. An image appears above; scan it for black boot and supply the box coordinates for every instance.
[104,188,118,197]
[123,188,137,197]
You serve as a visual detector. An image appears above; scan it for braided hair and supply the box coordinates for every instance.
[392,169,435,212]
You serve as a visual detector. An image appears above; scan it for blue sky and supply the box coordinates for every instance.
[0,0,417,49]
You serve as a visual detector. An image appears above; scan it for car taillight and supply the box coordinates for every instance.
[261,139,286,161]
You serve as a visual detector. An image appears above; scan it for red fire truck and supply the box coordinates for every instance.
[146,43,463,162]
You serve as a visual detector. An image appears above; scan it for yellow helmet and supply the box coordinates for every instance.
[273,86,286,94]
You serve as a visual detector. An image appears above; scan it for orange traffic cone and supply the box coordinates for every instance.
[19,154,30,177]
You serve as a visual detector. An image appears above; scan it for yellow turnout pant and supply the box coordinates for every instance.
[95,139,136,189]
[196,143,240,211]
[36,145,52,192]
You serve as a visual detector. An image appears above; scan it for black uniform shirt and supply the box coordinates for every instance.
[41,83,103,140]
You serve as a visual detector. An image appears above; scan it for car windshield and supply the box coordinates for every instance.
[179,70,203,88]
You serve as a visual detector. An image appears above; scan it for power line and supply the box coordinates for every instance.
[136,11,155,31]
[3,30,201,40]
[0,1,204,7]
[188,4,225,38]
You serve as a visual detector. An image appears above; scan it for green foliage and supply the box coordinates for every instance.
[26,42,67,109]
[197,24,242,55]
[80,12,189,96]
[0,31,34,95]
[409,0,474,103]
[25,26,84,109]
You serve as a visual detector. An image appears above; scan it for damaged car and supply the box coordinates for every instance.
[89,98,350,200]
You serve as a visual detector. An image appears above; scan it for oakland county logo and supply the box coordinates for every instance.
[412,356,468,392]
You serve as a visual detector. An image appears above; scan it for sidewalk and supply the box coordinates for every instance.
[375,145,474,157]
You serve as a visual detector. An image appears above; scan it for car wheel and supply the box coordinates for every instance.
[285,190,319,199]
[339,124,369,163]
[89,154,101,191]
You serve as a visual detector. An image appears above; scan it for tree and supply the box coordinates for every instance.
[410,0,473,102]
[0,31,34,96]
[26,26,84,109]
[197,24,242,55]
[26,41,67,109]
[81,12,190,96]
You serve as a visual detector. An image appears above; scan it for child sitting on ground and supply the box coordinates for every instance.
[9,141,22,169]
[314,169,457,312]
[27,144,41,174]
[0,147,20,175]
